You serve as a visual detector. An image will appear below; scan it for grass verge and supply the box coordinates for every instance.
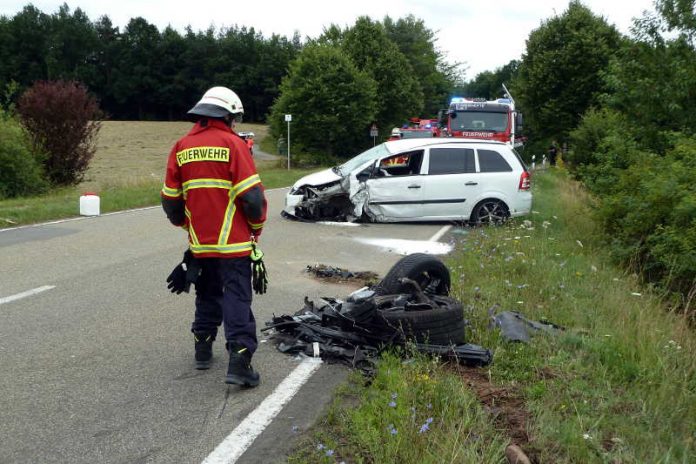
[289,169,696,463]
[0,164,317,229]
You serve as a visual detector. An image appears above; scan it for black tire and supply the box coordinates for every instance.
[375,253,451,296]
[470,199,510,225]
[374,295,465,344]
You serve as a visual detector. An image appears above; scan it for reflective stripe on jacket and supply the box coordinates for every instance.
[161,119,267,258]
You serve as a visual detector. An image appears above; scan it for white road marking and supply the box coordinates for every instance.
[202,357,323,464]
[428,225,452,242]
[0,285,55,305]
[354,237,453,255]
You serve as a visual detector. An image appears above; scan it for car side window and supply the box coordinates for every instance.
[428,148,475,175]
[478,149,512,172]
[376,150,423,176]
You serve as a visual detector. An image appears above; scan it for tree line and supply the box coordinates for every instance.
[0,4,459,126]
[0,4,302,121]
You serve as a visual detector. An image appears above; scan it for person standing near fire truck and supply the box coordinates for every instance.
[161,86,267,387]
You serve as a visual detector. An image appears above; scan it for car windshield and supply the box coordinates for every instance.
[336,143,392,175]
[450,111,508,132]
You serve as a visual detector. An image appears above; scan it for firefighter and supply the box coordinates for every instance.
[388,127,401,141]
[245,133,254,156]
[161,86,267,387]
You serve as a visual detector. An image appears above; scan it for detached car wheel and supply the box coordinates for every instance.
[374,295,465,345]
[471,199,510,225]
[375,253,451,296]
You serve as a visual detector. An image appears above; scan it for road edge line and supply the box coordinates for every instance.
[202,357,323,464]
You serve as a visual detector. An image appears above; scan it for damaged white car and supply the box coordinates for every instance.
[283,138,532,223]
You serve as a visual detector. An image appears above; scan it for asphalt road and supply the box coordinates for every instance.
[0,187,449,464]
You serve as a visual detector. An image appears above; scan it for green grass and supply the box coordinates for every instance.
[289,352,507,464]
[289,169,696,463]
[0,165,317,228]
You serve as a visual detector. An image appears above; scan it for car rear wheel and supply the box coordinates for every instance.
[470,199,510,225]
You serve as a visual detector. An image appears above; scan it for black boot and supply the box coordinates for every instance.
[225,343,260,387]
[193,332,215,370]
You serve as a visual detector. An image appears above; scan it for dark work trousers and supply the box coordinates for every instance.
[191,257,258,354]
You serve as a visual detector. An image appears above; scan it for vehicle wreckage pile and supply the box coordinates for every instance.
[263,254,493,373]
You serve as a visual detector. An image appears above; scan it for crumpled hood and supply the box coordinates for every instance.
[292,168,342,190]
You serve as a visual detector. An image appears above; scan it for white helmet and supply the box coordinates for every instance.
[188,86,244,119]
[391,127,401,137]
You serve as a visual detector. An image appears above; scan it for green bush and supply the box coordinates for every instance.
[596,133,696,299]
[0,116,48,199]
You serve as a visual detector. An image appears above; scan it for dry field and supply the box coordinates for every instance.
[81,121,269,190]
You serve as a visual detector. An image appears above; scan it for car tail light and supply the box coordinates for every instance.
[519,171,531,190]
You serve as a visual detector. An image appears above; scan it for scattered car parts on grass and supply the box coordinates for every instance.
[488,306,563,343]
[264,254,492,373]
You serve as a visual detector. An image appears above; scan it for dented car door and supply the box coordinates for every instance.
[364,150,425,221]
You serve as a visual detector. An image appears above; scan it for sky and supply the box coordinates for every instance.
[0,0,657,78]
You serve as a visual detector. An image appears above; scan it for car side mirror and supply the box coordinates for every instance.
[356,164,374,182]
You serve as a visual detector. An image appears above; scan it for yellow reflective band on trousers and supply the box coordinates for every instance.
[176,146,230,166]
[190,242,253,254]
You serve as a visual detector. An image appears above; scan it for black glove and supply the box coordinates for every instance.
[250,243,268,295]
[166,250,201,294]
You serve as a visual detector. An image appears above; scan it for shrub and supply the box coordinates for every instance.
[17,80,102,186]
[0,116,49,199]
[596,133,696,301]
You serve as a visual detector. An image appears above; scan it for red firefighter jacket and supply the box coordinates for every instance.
[161,119,266,258]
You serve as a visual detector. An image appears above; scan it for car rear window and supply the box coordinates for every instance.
[478,149,512,172]
[428,148,475,174]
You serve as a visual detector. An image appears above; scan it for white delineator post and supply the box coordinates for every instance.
[285,114,292,170]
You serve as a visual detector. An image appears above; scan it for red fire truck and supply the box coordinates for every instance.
[442,85,524,147]
[398,117,441,139]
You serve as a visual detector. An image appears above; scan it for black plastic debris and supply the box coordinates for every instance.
[488,307,564,343]
[264,276,493,374]
[305,264,379,285]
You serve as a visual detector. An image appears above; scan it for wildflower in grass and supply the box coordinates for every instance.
[391,392,398,400]
[576,240,584,248]
[419,422,430,433]
[317,443,325,450]
[388,424,398,435]
[426,403,432,409]
[325,449,334,457]
[583,433,592,440]
[631,292,642,296]
[388,401,397,408]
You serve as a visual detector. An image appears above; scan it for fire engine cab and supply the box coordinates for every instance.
[443,85,524,147]
[399,117,440,139]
